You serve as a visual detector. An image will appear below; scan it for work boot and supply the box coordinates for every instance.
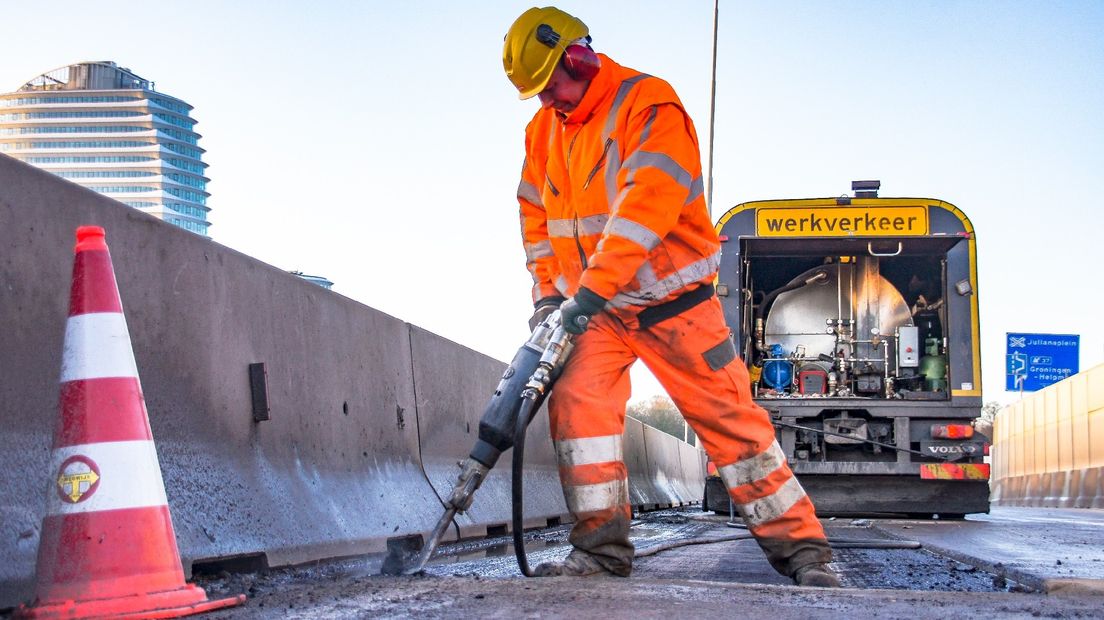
[793,563,841,588]
[532,549,614,577]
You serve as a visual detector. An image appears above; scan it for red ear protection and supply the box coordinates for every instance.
[562,44,600,81]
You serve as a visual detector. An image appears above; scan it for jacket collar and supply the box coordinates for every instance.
[560,53,617,126]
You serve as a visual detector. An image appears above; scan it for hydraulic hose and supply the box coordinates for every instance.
[634,533,754,558]
[635,531,921,557]
[511,391,541,577]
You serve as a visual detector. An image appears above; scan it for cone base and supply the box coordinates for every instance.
[15,584,245,619]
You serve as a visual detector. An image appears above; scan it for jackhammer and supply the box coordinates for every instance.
[380,309,584,576]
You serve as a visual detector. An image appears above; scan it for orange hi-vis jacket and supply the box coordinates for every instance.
[517,54,720,325]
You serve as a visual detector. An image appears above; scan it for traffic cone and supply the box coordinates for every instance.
[17,226,245,619]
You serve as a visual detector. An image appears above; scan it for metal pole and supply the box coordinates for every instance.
[706,0,720,217]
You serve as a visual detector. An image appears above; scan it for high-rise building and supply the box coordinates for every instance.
[0,61,210,236]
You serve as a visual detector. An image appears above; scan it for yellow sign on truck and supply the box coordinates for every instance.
[756,206,928,237]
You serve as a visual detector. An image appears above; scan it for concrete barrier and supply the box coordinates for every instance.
[623,417,662,510]
[0,156,446,559]
[0,157,454,606]
[0,155,703,607]
[677,441,707,505]
[408,326,568,539]
[642,425,693,506]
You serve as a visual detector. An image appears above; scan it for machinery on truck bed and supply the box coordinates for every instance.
[706,181,990,517]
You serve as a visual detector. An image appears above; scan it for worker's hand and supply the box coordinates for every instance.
[528,296,566,331]
[560,287,608,335]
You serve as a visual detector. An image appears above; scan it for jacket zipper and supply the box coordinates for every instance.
[583,138,613,190]
[573,218,588,269]
[563,129,590,269]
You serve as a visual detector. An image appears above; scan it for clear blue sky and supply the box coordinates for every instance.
[4,1,1102,405]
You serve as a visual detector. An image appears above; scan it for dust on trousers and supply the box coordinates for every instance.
[547,296,832,576]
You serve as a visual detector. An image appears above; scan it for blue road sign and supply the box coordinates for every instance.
[1006,333,1079,392]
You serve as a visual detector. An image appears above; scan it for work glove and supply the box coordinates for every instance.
[560,287,608,335]
[528,296,566,332]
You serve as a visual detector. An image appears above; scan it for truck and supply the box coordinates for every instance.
[704,181,989,517]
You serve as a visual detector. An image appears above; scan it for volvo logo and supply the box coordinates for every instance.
[923,443,979,455]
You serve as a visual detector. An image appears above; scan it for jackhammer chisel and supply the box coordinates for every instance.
[380,309,584,576]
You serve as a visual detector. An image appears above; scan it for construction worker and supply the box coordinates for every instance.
[503,7,839,587]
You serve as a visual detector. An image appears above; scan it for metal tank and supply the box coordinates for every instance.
[764,258,913,385]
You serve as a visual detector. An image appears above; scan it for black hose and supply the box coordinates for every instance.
[637,528,921,557]
[634,533,754,558]
[830,540,922,549]
[512,392,540,577]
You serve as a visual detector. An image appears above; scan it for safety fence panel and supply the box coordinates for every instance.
[408,326,568,539]
[991,363,1104,508]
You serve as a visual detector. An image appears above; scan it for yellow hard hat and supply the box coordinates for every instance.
[503,7,589,100]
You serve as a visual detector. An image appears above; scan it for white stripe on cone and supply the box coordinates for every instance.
[60,313,139,382]
[47,441,169,515]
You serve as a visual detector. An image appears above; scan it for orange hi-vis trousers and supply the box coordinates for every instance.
[547,296,832,576]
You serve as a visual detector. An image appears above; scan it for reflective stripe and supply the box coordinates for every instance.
[599,74,649,209]
[735,475,807,528]
[609,185,631,217]
[718,441,786,488]
[47,440,168,515]
[61,313,139,382]
[526,261,547,297]
[603,75,649,143]
[555,275,569,296]
[609,251,721,308]
[525,239,553,261]
[556,435,623,467]
[565,478,628,514]
[624,150,692,190]
[605,144,622,211]
[634,262,658,295]
[548,214,609,238]
[518,179,543,207]
[685,176,704,206]
[577,214,608,236]
[548,219,573,237]
[605,216,662,251]
[639,105,658,144]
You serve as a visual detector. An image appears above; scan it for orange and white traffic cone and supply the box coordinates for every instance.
[17,226,245,619]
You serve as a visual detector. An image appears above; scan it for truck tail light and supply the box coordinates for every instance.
[931,424,974,439]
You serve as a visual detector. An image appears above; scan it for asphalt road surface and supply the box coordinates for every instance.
[190,507,1104,619]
